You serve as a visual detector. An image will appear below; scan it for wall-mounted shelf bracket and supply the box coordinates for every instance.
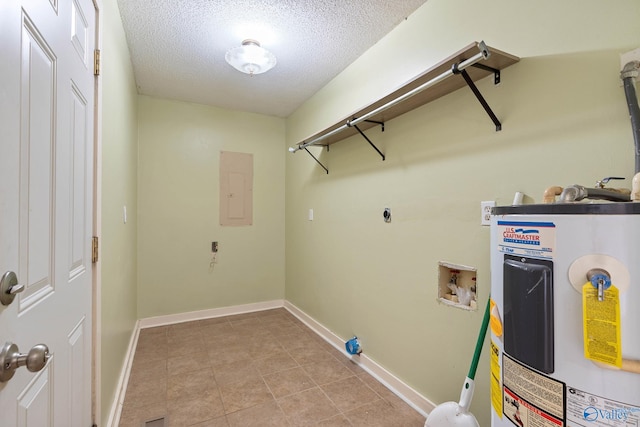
[288,42,519,173]
[452,62,502,131]
[364,119,385,132]
[347,121,386,161]
[304,147,329,174]
[471,63,500,85]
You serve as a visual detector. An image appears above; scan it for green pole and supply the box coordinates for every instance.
[467,297,491,380]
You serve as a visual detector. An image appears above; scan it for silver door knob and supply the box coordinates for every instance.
[0,342,50,382]
[0,271,25,306]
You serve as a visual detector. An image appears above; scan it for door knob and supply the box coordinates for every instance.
[0,342,50,382]
[0,271,24,306]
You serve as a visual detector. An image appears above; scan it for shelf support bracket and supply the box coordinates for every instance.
[471,63,501,85]
[364,119,385,132]
[304,147,329,174]
[452,62,502,131]
[348,122,386,161]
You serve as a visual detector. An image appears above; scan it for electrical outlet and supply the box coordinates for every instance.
[480,201,496,226]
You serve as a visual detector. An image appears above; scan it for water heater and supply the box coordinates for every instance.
[490,202,640,427]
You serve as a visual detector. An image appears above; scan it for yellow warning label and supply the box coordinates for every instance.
[490,299,503,337]
[582,283,622,367]
[490,340,503,418]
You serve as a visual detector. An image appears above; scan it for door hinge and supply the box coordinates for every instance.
[91,236,99,263]
[94,49,101,76]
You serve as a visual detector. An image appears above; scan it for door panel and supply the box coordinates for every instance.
[69,82,88,281]
[68,318,87,427]
[71,0,89,65]
[0,0,96,425]
[20,11,56,312]
[17,365,53,427]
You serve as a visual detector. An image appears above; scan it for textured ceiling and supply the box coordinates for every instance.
[117,0,428,118]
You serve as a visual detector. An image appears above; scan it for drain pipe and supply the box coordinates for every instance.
[542,186,563,204]
[621,61,640,174]
[559,185,630,203]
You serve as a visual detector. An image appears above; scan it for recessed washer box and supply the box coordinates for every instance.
[437,261,477,311]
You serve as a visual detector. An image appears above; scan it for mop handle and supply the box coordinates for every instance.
[467,297,491,381]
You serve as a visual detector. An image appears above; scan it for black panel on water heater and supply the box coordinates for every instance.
[503,255,554,374]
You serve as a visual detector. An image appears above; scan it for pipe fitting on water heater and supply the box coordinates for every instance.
[632,173,640,201]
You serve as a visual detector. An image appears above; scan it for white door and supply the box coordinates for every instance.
[0,0,96,425]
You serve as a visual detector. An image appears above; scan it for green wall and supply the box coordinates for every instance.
[100,0,139,425]
[285,0,640,425]
[136,96,286,319]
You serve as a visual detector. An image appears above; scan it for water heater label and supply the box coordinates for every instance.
[582,284,622,368]
[566,386,640,426]
[503,354,565,426]
[491,340,503,418]
[497,221,556,260]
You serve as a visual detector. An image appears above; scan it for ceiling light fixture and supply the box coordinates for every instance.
[225,39,276,76]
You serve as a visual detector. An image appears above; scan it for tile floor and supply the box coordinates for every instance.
[118,308,426,426]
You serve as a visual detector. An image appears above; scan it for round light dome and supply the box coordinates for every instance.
[225,39,276,76]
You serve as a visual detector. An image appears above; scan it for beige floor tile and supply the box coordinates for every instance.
[384,391,427,425]
[246,337,284,359]
[219,376,274,414]
[137,332,168,350]
[263,366,316,399]
[167,368,216,401]
[134,345,169,363]
[167,333,205,356]
[124,376,167,409]
[276,333,317,352]
[229,321,267,336]
[302,359,353,386]
[167,320,201,334]
[200,322,235,339]
[357,372,397,401]
[212,358,261,386]
[130,358,167,383]
[278,387,340,426]
[253,351,298,375]
[345,400,425,427]
[138,326,168,339]
[321,376,379,412]
[190,416,230,427]
[119,402,166,427]
[167,351,210,376]
[316,414,353,426]
[338,357,364,375]
[226,400,289,427]
[167,390,225,426]
[265,322,304,337]
[208,346,252,368]
[290,344,337,365]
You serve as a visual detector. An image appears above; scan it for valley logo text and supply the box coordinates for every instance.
[583,406,640,422]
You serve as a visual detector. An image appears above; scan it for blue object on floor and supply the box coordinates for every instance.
[345,336,362,355]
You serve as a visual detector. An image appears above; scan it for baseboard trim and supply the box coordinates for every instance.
[284,301,435,418]
[138,299,285,329]
[106,319,141,427]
